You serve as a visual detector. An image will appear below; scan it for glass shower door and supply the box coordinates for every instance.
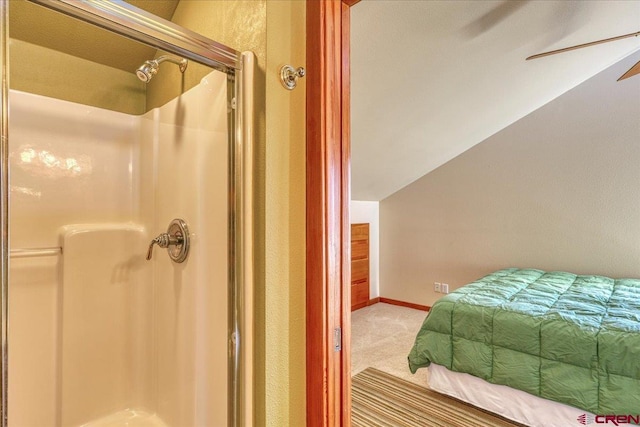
[1,1,253,426]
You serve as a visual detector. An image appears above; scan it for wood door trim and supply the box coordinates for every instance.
[306,0,353,425]
[340,5,352,424]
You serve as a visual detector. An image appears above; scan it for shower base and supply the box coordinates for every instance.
[80,409,169,427]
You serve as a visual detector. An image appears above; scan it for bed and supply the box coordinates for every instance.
[408,268,640,425]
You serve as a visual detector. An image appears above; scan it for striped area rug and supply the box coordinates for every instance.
[352,368,526,427]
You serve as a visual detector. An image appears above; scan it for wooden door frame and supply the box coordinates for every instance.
[306,0,358,425]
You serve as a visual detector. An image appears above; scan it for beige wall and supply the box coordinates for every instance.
[146,1,267,112]
[380,52,640,308]
[9,39,145,114]
[264,2,306,425]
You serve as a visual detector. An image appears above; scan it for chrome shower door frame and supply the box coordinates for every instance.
[0,1,254,427]
[0,1,8,426]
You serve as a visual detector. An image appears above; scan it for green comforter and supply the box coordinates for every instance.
[408,268,640,415]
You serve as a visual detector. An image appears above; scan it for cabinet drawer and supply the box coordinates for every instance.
[351,281,369,307]
[351,223,369,241]
[351,239,368,260]
[351,258,369,283]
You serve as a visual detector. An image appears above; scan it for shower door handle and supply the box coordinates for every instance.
[146,218,190,263]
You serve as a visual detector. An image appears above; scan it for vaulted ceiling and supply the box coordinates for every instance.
[351,1,640,201]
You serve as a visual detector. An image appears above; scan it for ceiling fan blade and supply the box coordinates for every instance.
[618,60,640,81]
[526,31,640,60]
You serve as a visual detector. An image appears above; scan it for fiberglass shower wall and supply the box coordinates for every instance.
[9,65,230,427]
[9,88,152,427]
[5,2,253,426]
[139,70,230,426]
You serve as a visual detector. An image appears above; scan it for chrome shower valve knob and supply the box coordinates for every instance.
[146,236,161,260]
[146,218,190,263]
[146,233,180,260]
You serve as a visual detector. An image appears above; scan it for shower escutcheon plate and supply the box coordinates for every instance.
[146,218,190,263]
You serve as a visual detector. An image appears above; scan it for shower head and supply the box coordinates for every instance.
[135,55,188,83]
[136,60,158,83]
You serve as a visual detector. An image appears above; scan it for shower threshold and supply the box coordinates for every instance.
[79,409,169,427]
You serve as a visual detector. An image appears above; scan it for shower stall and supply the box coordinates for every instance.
[0,0,254,426]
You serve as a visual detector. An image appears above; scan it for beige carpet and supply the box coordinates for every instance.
[351,303,429,385]
[352,368,526,427]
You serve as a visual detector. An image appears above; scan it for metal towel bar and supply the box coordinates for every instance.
[9,247,62,259]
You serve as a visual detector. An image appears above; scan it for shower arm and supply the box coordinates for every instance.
[136,55,188,83]
[152,55,188,73]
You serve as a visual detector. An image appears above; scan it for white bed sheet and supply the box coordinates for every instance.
[427,364,632,427]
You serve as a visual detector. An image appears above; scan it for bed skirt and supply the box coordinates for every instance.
[427,364,634,427]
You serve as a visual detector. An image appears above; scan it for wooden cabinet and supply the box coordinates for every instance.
[351,223,369,311]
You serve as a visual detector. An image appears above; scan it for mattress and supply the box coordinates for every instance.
[408,268,640,415]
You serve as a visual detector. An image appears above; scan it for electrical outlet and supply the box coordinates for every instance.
[441,283,449,294]
[434,282,441,293]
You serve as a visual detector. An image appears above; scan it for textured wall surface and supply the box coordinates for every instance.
[263,1,306,425]
[146,0,267,111]
[10,39,145,114]
[380,51,640,307]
